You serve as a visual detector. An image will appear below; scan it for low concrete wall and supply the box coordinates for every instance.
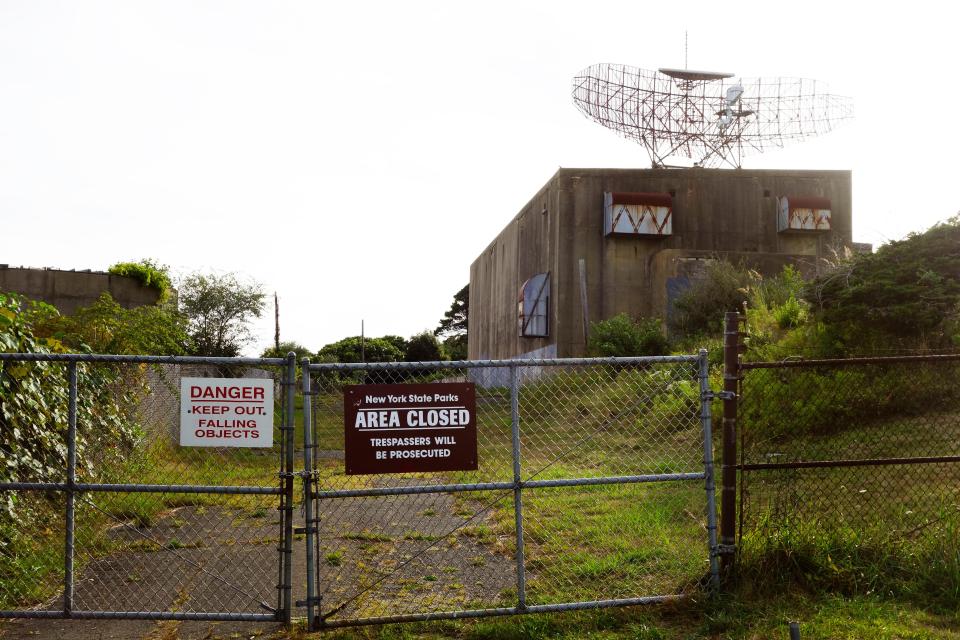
[0,266,161,314]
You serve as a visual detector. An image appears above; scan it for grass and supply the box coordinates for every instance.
[509,483,707,604]
[343,531,394,542]
[6,363,960,638]
[296,364,960,638]
[272,592,960,639]
[0,380,289,610]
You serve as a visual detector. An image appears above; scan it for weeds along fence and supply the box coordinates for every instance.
[8,341,958,629]
[736,351,960,603]
[0,353,297,623]
[300,355,720,630]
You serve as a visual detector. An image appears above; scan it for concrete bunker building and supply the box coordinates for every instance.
[0,265,163,314]
[468,167,852,360]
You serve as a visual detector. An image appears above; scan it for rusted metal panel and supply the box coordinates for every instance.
[610,192,673,207]
[777,195,831,232]
[604,192,673,236]
[518,272,550,337]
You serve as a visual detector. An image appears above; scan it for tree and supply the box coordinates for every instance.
[435,284,468,360]
[317,336,403,363]
[379,335,409,355]
[178,273,265,357]
[435,284,468,337]
[405,330,446,362]
[261,341,314,361]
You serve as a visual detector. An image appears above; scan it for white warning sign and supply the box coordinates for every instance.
[179,377,274,447]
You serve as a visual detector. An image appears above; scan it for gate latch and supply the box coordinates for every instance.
[296,597,322,607]
[701,391,736,401]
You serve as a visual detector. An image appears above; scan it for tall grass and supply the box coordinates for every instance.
[739,510,960,612]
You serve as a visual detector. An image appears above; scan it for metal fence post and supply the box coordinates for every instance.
[64,361,77,617]
[720,312,741,577]
[300,359,318,628]
[281,352,297,624]
[698,350,720,591]
[509,363,527,609]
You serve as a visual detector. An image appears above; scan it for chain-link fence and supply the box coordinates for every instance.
[2,351,723,630]
[301,354,720,629]
[0,353,296,623]
[738,354,960,571]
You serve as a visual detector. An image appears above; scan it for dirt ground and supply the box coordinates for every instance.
[0,503,305,640]
[0,484,515,639]
[314,487,515,623]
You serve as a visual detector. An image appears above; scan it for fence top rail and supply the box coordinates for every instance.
[0,352,290,366]
[740,352,960,370]
[303,354,700,372]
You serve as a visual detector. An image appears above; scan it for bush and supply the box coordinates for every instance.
[261,341,313,361]
[36,293,189,355]
[108,259,173,303]
[587,313,670,357]
[669,260,759,338]
[772,295,808,329]
[806,215,960,349]
[0,293,142,520]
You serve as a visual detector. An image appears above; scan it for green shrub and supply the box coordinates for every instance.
[669,260,759,338]
[37,293,189,355]
[772,295,808,329]
[751,264,806,310]
[0,293,143,520]
[588,313,670,357]
[108,259,173,302]
[806,215,960,349]
[741,362,960,443]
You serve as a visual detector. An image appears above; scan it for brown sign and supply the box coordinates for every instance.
[343,382,478,475]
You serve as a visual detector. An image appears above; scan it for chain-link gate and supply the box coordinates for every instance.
[299,353,720,629]
[737,353,960,561]
[0,353,297,624]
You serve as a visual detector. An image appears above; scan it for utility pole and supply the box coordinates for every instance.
[274,292,280,352]
[361,319,365,362]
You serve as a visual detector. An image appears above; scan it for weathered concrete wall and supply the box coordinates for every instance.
[469,167,853,360]
[0,266,161,314]
[469,173,562,361]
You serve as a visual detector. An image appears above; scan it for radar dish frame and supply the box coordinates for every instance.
[572,63,853,169]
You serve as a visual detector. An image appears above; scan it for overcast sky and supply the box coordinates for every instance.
[2,1,958,355]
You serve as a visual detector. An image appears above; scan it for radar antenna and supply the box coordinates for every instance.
[571,64,853,168]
